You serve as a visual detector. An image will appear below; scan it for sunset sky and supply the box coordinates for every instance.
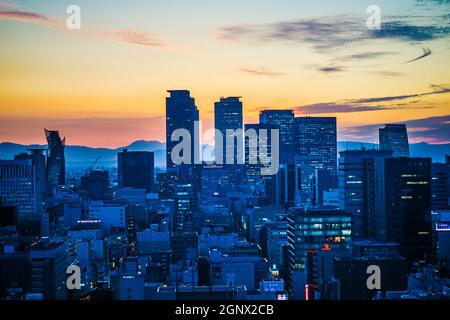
[0,0,449,147]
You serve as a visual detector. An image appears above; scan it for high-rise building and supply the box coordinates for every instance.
[214,97,243,165]
[379,124,410,158]
[244,123,279,205]
[118,149,154,193]
[166,90,199,170]
[286,208,351,289]
[338,149,393,240]
[431,163,449,210]
[295,117,337,175]
[260,110,295,164]
[0,150,47,221]
[378,158,432,264]
[244,123,278,175]
[45,129,65,194]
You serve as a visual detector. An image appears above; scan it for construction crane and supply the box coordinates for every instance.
[86,155,102,174]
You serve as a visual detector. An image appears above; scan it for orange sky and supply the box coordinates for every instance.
[0,0,449,147]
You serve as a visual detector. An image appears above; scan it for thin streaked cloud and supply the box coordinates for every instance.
[0,5,165,48]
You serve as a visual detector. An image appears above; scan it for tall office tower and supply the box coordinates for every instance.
[338,149,393,240]
[0,150,47,221]
[286,208,351,290]
[166,90,200,170]
[173,182,197,233]
[295,117,337,175]
[14,149,47,208]
[260,110,295,164]
[214,97,243,165]
[379,124,410,158]
[118,149,154,193]
[431,163,449,210]
[244,123,279,205]
[157,172,179,199]
[244,123,278,175]
[45,129,65,194]
[379,158,432,264]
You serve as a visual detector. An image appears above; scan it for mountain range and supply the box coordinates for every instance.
[0,140,448,169]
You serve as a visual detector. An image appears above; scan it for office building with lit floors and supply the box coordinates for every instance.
[286,208,351,298]
[0,150,47,235]
[295,117,338,175]
[338,149,393,240]
[260,110,296,165]
[374,158,432,265]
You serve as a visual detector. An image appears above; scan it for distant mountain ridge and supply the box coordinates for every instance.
[0,140,448,169]
[0,140,166,169]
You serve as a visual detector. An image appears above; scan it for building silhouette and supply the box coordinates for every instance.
[166,90,199,170]
[214,97,243,165]
[45,129,65,194]
[118,149,154,193]
[379,124,410,158]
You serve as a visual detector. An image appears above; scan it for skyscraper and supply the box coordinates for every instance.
[45,129,65,194]
[214,97,243,165]
[286,208,351,289]
[380,158,432,264]
[295,117,337,175]
[379,124,410,158]
[0,149,46,221]
[166,90,199,170]
[244,123,279,205]
[118,149,154,193]
[260,110,295,164]
[338,149,393,240]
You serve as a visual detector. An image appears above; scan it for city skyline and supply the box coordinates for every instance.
[1,0,449,147]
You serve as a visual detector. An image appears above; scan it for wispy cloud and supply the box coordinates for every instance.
[318,65,346,73]
[404,46,432,63]
[0,6,165,48]
[354,84,450,103]
[341,115,450,143]
[218,13,450,52]
[371,70,405,77]
[339,51,400,61]
[295,84,449,114]
[238,66,287,77]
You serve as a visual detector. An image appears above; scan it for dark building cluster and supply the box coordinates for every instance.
[0,92,449,301]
